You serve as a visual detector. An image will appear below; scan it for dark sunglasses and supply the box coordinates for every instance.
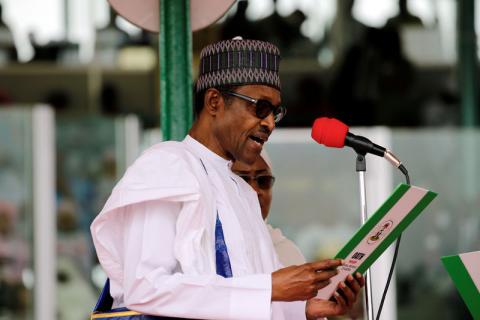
[223,91,287,123]
[238,174,276,190]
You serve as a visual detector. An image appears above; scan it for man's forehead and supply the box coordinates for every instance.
[232,156,270,173]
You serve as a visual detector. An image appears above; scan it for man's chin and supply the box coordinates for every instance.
[237,151,260,165]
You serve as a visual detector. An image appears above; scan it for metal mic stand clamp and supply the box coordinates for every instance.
[355,152,375,320]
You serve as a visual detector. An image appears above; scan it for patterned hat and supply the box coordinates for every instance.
[196,37,281,92]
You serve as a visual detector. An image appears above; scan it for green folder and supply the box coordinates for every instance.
[442,251,480,319]
[317,183,437,299]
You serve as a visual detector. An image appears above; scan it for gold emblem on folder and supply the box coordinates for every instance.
[367,220,394,245]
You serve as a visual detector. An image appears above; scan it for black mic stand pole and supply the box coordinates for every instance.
[356,153,375,320]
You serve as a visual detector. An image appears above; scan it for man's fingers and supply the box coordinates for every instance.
[316,280,332,290]
[309,259,343,271]
[346,274,362,294]
[338,282,356,306]
[355,272,366,287]
[313,269,339,282]
[333,290,347,310]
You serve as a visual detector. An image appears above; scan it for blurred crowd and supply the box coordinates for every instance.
[0,0,466,128]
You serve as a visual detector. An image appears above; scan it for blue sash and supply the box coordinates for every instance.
[215,213,233,278]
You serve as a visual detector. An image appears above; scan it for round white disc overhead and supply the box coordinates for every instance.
[108,0,235,33]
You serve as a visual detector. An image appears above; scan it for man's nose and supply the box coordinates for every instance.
[249,181,262,195]
[260,113,275,132]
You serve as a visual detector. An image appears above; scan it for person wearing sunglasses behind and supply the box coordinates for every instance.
[232,150,307,267]
[91,37,363,320]
[232,151,365,320]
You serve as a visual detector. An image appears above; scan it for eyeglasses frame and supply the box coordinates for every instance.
[222,91,287,123]
[237,174,276,190]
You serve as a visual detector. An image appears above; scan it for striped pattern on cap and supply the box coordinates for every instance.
[196,38,281,92]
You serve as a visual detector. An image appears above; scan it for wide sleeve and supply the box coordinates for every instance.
[91,146,201,283]
[116,200,273,320]
[91,146,274,319]
[279,301,307,320]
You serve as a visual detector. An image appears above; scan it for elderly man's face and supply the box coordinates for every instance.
[232,156,273,220]
[215,84,280,165]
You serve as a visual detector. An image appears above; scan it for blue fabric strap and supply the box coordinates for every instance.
[215,213,233,278]
[94,278,113,312]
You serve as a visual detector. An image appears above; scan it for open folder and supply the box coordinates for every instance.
[316,183,437,300]
[442,251,480,319]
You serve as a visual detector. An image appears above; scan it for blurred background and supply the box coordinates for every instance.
[0,0,478,319]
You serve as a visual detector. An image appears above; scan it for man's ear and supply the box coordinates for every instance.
[203,88,224,116]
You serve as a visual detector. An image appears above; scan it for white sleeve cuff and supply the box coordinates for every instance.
[227,274,272,320]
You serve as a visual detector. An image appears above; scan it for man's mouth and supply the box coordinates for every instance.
[249,134,268,146]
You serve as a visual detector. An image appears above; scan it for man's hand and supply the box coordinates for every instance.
[305,272,365,319]
[271,259,342,301]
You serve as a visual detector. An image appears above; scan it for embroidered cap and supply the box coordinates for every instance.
[196,36,281,92]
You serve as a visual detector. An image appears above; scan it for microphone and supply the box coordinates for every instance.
[312,117,410,320]
[311,117,403,169]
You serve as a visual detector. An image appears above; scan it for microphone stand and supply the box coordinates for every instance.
[356,153,375,320]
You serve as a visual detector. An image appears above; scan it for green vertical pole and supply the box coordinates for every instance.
[458,0,478,127]
[159,0,193,141]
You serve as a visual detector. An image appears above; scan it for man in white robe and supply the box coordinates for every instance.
[91,37,363,319]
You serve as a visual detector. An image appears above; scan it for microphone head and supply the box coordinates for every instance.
[311,117,349,148]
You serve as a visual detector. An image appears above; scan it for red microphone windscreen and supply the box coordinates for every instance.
[311,117,349,148]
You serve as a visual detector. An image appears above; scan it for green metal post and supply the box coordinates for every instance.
[458,0,478,127]
[159,0,193,141]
